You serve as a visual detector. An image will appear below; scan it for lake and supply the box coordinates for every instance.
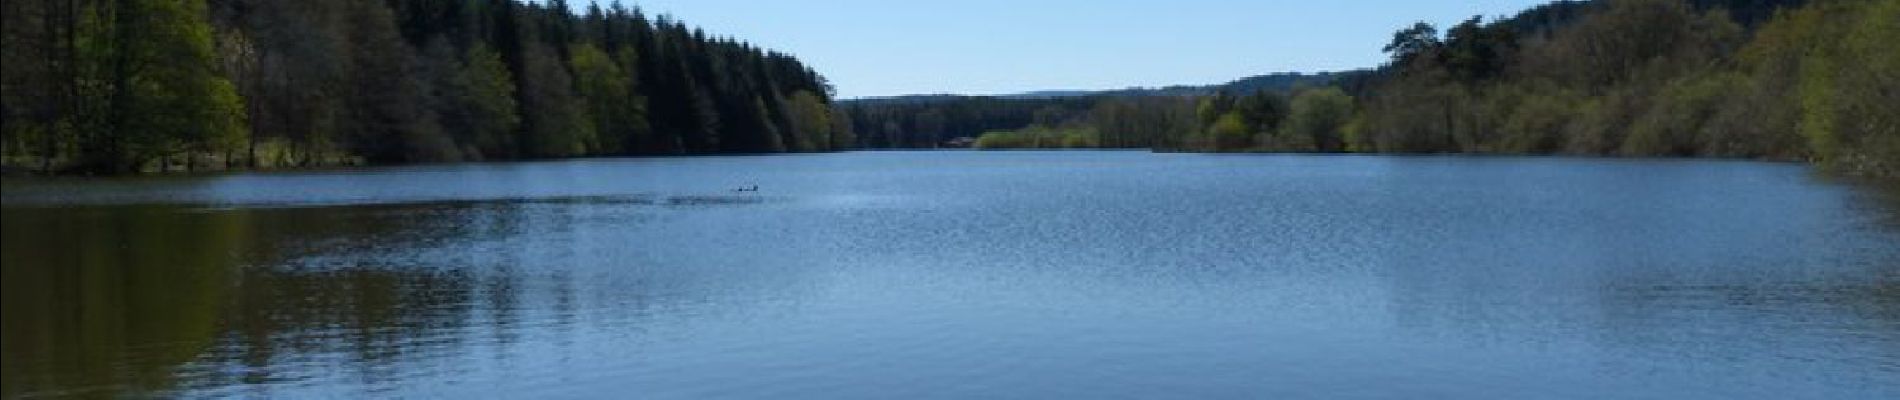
[3,151,1898,399]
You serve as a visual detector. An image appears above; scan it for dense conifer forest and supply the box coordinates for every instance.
[0,0,849,173]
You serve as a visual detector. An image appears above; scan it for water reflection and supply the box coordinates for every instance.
[4,154,1899,398]
[2,206,235,398]
[1,196,811,398]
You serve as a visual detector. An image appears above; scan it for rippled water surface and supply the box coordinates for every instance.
[4,152,1898,399]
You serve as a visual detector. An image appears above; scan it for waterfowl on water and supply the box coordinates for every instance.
[735,185,759,192]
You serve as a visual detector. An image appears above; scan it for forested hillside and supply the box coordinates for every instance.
[846,0,1896,179]
[1353,0,1892,177]
[840,97,1099,148]
[838,71,1357,147]
[0,0,851,173]
[5,0,1891,178]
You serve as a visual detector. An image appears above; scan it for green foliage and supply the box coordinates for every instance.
[828,108,857,150]
[1341,113,1370,152]
[340,0,451,164]
[446,44,523,160]
[783,90,834,152]
[1279,88,1356,152]
[1359,74,1462,153]
[1207,112,1254,151]
[1234,90,1290,135]
[569,43,646,155]
[1835,0,1900,176]
[1383,22,1442,67]
[517,42,592,158]
[1343,0,1897,179]
[1791,0,1900,175]
[974,126,1099,150]
[1164,89,1296,151]
[74,0,249,172]
[1494,84,1578,154]
[746,95,786,153]
[839,96,1098,148]
[1092,97,1199,149]
[1623,73,1734,156]
[7,0,1888,180]
[1,0,835,173]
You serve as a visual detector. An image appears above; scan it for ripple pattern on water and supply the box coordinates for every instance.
[3,152,1898,399]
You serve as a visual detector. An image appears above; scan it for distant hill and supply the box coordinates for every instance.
[847,70,1367,104]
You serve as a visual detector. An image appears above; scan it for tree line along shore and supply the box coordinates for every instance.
[3,0,1893,180]
[1,0,852,174]
[842,0,1897,179]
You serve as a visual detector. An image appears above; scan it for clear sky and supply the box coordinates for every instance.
[610,0,1550,99]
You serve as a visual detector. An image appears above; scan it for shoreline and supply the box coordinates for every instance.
[5,149,1873,181]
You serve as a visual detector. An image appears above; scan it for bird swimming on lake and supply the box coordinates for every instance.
[734,185,759,192]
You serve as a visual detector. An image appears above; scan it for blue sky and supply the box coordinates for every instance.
[610,0,1549,98]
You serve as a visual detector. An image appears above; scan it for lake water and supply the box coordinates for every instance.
[4,151,1898,399]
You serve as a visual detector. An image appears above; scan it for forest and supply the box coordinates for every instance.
[0,0,851,174]
[4,0,1893,178]
[846,0,1897,178]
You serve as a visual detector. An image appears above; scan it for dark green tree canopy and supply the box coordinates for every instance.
[2,0,845,173]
